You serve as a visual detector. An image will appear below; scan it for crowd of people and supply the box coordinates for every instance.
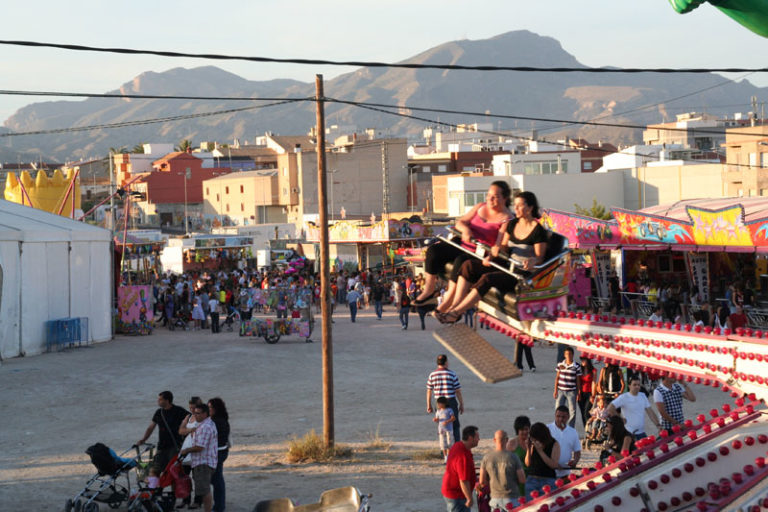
[137,391,230,512]
[431,344,698,512]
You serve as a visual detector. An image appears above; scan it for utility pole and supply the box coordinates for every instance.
[184,167,190,235]
[381,142,390,218]
[315,75,334,449]
[108,151,115,230]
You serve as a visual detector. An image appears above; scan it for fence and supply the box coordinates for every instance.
[46,317,89,351]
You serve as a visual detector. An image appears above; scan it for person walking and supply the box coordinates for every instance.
[441,426,480,512]
[479,430,525,510]
[606,376,660,440]
[209,294,220,333]
[427,354,464,444]
[399,292,411,330]
[372,279,386,320]
[553,347,581,427]
[654,376,696,432]
[346,287,362,323]
[547,406,581,480]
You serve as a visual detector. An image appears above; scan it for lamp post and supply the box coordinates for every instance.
[184,167,190,236]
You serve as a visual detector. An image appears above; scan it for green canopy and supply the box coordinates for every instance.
[670,0,768,37]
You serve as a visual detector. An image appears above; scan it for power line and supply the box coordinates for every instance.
[0,99,305,137]
[1,39,768,74]
[0,89,310,102]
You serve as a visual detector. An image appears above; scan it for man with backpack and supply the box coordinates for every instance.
[137,391,189,472]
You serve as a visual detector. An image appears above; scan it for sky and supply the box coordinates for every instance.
[1,0,768,122]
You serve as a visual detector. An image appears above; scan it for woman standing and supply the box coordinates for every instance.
[412,181,512,310]
[578,357,597,428]
[524,422,560,499]
[208,397,230,512]
[597,363,625,402]
[506,416,531,498]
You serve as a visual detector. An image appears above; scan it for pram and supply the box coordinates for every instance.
[126,454,190,512]
[169,304,191,331]
[65,442,154,512]
[223,305,241,332]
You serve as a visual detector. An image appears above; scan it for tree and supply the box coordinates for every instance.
[132,144,145,154]
[574,198,612,220]
[177,139,192,152]
[108,146,127,155]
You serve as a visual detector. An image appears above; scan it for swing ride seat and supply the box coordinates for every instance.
[437,229,571,322]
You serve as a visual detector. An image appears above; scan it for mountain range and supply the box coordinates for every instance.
[2,30,766,162]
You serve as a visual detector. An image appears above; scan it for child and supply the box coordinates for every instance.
[144,466,160,489]
[586,394,608,442]
[433,396,456,461]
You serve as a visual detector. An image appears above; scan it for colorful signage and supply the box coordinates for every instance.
[305,219,434,243]
[116,285,153,335]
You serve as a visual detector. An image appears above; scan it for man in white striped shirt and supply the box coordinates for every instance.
[427,354,464,443]
[553,347,581,428]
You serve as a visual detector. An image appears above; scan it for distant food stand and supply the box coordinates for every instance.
[304,218,434,272]
[159,235,255,274]
[542,198,768,326]
[113,231,165,335]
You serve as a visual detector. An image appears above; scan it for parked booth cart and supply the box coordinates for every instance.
[542,197,768,327]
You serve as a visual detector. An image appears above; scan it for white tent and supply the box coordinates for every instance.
[0,200,112,359]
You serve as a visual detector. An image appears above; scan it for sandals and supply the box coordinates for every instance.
[413,290,438,306]
[437,311,462,324]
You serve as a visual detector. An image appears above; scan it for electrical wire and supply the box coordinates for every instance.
[1,39,768,74]
[0,99,306,137]
[0,89,310,102]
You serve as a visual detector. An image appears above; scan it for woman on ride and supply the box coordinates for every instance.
[436,191,547,324]
[412,181,512,311]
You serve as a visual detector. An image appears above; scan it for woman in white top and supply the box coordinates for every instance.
[178,396,203,508]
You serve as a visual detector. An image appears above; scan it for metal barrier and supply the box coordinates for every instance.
[746,308,768,329]
[45,317,89,351]
[630,299,657,319]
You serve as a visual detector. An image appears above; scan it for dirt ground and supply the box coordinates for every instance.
[0,306,733,512]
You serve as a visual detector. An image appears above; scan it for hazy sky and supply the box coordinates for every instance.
[1,0,767,121]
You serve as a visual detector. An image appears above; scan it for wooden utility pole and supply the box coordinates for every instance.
[315,75,334,448]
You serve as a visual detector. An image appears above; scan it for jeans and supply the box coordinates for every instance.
[525,475,556,500]
[210,312,220,333]
[578,394,592,428]
[555,389,578,427]
[212,448,228,512]
[374,300,383,319]
[443,497,471,512]
[349,302,358,322]
[399,307,409,328]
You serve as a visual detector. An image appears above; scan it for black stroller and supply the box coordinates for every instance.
[65,443,154,512]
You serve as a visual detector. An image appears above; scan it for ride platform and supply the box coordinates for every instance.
[433,323,522,383]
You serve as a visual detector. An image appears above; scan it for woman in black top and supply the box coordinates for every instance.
[438,191,548,324]
[600,415,635,464]
[208,397,230,512]
[524,422,560,500]
[598,364,625,401]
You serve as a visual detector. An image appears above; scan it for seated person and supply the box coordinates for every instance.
[729,305,748,330]
[600,415,635,463]
[436,191,546,324]
[413,181,512,311]
[585,394,608,442]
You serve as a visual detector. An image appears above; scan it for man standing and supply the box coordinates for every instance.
[372,279,386,320]
[547,406,581,480]
[208,293,220,333]
[137,391,189,472]
[553,347,581,427]
[479,430,525,510]
[607,376,660,439]
[180,403,218,512]
[346,287,362,322]
[442,426,480,512]
[427,354,464,443]
[654,376,696,432]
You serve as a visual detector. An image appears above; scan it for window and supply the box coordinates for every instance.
[422,165,431,173]
[438,165,447,173]
[226,204,230,212]
[750,153,758,168]
[283,167,288,177]
[241,203,245,211]
[762,153,768,168]
[206,187,209,195]
[216,194,220,201]
[583,162,593,171]
[225,186,229,194]
[240,185,244,193]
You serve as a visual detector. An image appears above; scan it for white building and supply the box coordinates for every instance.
[491,151,581,176]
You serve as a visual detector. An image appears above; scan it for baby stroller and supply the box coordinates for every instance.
[65,442,154,512]
[169,304,191,331]
[223,306,241,332]
[583,417,609,450]
[126,454,190,512]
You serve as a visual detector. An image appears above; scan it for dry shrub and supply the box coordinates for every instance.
[412,449,443,461]
[286,429,351,463]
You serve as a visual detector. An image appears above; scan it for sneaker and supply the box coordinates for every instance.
[531,367,536,373]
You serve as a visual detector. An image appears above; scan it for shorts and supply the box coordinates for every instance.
[438,430,454,450]
[192,465,214,497]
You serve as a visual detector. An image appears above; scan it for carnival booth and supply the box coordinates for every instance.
[160,235,255,274]
[305,218,434,272]
[542,197,768,326]
[0,200,112,359]
[113,231,165,335]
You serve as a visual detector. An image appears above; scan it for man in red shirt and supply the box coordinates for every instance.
[441,425,480,512]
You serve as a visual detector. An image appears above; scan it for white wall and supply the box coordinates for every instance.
[0,241,21,358]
